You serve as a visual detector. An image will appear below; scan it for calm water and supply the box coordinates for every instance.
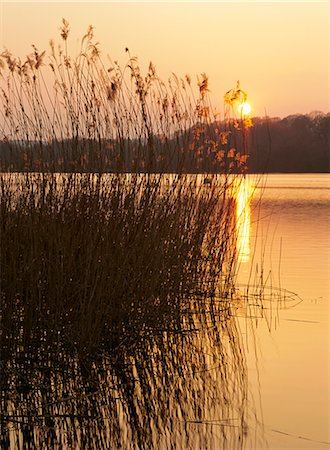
[237,173,330,449]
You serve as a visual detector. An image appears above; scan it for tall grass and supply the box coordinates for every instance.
[0,20,250,173]
[0,21,258,449]
[0,19,251,348]
[1,171,238,352]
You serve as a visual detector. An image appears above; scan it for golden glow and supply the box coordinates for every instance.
[233,177,251,263]
[238,102,251,116]
[1,3,327,118]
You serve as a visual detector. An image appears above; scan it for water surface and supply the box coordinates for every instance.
[237,173,330,449]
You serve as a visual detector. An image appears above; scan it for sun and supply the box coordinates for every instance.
[238,102,251,116]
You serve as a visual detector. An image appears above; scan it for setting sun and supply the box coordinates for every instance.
[238,102,251,116]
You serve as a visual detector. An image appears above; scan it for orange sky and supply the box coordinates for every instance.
[0,1,329,118]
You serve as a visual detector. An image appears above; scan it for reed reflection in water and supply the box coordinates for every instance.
[1,299,264,450]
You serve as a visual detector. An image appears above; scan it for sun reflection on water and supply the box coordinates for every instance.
[234,176,252,263]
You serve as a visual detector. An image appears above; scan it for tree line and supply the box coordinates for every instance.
[248,112,329,173]
[0,112,328,173]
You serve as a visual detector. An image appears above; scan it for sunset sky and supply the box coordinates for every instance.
[0,1,328,118]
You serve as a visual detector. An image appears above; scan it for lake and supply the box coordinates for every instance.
[1,172,329,450]
[237,173,330,449]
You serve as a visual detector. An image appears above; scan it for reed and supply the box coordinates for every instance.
[0,20,250,350]
[0,20,250,174]
[0,21,257,450]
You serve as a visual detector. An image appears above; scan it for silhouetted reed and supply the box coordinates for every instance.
[0,21,262,450]
[1,172,239,350]
[0,20,250,173]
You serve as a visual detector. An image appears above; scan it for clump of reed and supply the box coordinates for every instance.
[0,20,251,350]
[0,20,256,450]
[1,171,237,353]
